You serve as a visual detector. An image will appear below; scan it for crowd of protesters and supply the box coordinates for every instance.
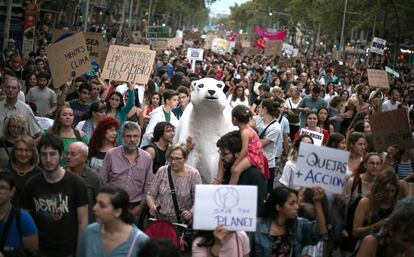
[0,31,414,257]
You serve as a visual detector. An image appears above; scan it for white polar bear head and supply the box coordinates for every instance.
[191,78,227,111]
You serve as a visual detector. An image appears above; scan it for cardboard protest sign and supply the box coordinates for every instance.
[367,69,389,89]
[295,143,349,193]
[282,43,294,56]
[129,44,150,49]
[241,40,250,48]
[371,37,386,55]
[385,66,400,78]
[83,32,104,63]
[370,108,414,152]
[101,45,156,84]
[243,47,262,57]
[100,46,109,67]
[51,28,76,43]
[193,185,257,232]
[151,39,168,49]
[264,40,283,57]
[187,48,204,61]
[45,32,91,88]
[212,38,231,55]
[299,128,324,146]
[167,37,182,48]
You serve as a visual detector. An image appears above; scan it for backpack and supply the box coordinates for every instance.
[144,220,185,251]
[0,207,35,257]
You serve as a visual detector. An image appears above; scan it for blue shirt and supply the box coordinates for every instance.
[77,223,149,257]
[0,209,38,253]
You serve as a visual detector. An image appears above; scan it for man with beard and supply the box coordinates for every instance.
[21,134,89,257]
[142,122,174,174]
[27,71,57,117]
[100,121,153,218]
[212,130,267,206]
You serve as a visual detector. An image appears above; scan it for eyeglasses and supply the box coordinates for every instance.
[168,156,184,162]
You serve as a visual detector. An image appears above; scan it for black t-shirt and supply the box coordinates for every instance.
[5,164,42,207]
[21,171,89,257]
[142,142,167,174]
[223,166,267,207]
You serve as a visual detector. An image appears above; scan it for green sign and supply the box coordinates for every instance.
[147,26,170,39]
[385,66,400,78]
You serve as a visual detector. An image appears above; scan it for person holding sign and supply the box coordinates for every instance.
[105,83,135,145]
[293,112,329,145]
[249,186,327,257]
[192,224,250,257]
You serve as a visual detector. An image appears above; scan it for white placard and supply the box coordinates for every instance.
[186,48,204,61]
[193,185,257,232]
[282,43,294,56]
[371,37,386,55]
[300,128,324,146]
[293,48,299,57]
[295,143,349,193]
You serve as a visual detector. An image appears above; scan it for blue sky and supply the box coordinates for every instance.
[209,0,250,16]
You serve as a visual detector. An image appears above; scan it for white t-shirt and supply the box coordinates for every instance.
[227,95,249,108]
[279,160,300,190]
[382,100,400,112]
[254,116,281,168]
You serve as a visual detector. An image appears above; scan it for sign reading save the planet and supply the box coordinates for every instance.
[294,143,349,193]
[193,185,257,232]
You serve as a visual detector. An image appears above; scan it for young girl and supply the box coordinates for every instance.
[228,105,268,185]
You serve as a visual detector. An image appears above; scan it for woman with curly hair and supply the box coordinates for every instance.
[227,84,249,108]
[0,115,28,168]
[87,116,120,172]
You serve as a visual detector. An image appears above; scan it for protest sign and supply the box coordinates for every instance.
[299,128,324,146]
[264,40,283,57]
[282,43,294,56]
[100,46,109,67]
[367,69,389,89]
[193,185,257,232]
[187,48,204,61]
[51,28,76,43]
[101,45,156,84]
[167,37,182,48]
[45,32,91,88]
[129,44,150,49]
[370,108,414,152]
[295,143,349,193]
[241,40,250,48]
[147,26,170,39]
[151,39,168,49]
[212,38,231,55]
[83,32,103,64]
[243,47,262,57]
[385,66,400,78]
[371,37,386,55]
[293,48,299,57]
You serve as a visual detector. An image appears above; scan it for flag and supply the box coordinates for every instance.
[254,26,286,41]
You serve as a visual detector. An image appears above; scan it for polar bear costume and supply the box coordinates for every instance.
[175,78,235,182]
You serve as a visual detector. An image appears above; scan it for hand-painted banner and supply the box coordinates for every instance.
[254,27,286,41]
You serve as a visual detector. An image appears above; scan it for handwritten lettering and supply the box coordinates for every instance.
[214,216,253,227]
[306,152,347,174]
[304,169,345,188]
